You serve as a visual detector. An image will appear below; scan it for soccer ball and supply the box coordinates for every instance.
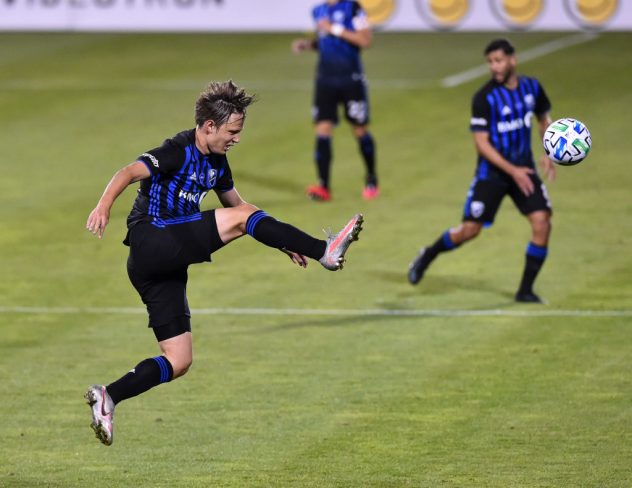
[542,118,591,166]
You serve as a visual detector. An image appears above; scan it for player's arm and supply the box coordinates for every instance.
[291,37,318,54]
[537,111,556,181]
[214,187,247,208]
[337,25,372,49]
[317,19,372,48]
[472,131,535,196]
[86,161,150,239]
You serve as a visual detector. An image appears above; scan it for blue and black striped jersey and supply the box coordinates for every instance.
[470,76,551,180]
[128,129,234,229]
[312,0,369,80]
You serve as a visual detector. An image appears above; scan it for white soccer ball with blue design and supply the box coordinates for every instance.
[543,118,591,166]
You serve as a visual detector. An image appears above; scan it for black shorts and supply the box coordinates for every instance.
[125,210,225,341]
[313,76,370,125]
[462,173,552,225]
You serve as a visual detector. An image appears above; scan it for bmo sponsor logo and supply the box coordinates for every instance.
[178,190,208,203]
[497,111,534,134]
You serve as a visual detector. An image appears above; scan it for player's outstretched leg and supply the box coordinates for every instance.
[319,213,364,270]
[243,210,363,271]
[408,230,461,285]
[85,385,115,446]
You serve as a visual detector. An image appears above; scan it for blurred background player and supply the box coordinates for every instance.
[292,0,378,201]
[408,39,555,303]
[84,81,364,445]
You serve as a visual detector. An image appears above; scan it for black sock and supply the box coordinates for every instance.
[246,210,326,260]
[106,356,173,405]
[518,243,547,294]
[424,230,460,262]
[358,133,377,186]
[315,136,332,188]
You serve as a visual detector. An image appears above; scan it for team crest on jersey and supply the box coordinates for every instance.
[470,201,485,218]
[333,10,345,23]
[524,94,535,109]
[208,169,217,187]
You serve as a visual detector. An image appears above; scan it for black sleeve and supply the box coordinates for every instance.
[470,91,490,132]
[534,80,552,116]
[136,139,185,176]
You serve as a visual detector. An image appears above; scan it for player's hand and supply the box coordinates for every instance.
[280,248,309,268]
[291,38,312,54]
[317,19,332,34]
[511,166,535,196]
[86,204,110,239]
[540,155,556,182]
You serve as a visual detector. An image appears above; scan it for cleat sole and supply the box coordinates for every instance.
[85,386,114,446]
[85,391,96,406]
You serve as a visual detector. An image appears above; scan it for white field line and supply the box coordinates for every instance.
[441,32,599,88]
[0,306,631,318]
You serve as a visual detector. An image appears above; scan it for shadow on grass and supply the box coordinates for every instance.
[259,312,424,333]
[257,273,526,332]
[372,269,516,300]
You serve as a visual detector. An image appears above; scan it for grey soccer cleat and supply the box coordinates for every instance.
[85,385,115,446]
[319,214,364,270]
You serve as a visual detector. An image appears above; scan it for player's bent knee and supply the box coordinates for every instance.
[175,363,192,379]
[353,125,368,138]
[168,356,193,379]
[530,214,551,236]
[158,331,192,379]
[316,121,333,137]
[533,221,551,242]
[236,204,260,231]
[466,227,482,240]
[460,222,482,242]
[216,203,260,239]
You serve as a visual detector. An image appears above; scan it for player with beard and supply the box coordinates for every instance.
[407,39,555,303]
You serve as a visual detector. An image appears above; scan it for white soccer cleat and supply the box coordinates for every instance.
[85,385,115,446]
[319,214,364,271]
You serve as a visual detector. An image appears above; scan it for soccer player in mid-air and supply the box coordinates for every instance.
[84,80,364,445]
[292,0,379,201]
[408,39,555,303]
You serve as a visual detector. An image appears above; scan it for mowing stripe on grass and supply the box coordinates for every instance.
[0,78,435,91]
[0,34,600,92]
[1,306,631,318]
[441,32,599,88]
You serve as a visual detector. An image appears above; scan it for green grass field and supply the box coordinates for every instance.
[1,32,632,487]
